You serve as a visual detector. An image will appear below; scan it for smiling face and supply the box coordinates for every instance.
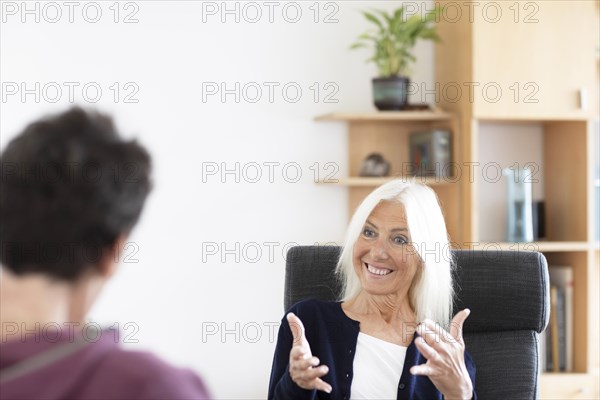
[352,200,421,298]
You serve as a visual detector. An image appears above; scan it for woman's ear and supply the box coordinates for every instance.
[97,235,128,278]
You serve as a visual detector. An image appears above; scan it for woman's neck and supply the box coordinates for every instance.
[349,291,414,322]
[343,291,417,346]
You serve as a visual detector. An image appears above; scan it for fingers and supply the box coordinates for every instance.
[449,309,470,343]
[290,345,310,361]
[286,313,332,394]
[411,336,442,378]
[410,334,444,377]
[414,332,439,361]
[313,377,333,393]
[289,357,332,393]
[290,355,320,370]
[412,314,473,398]
[410,363,432,376]
[287,312,312,360]
[287,312,306,346]
[291,363,329,380]
[417,320,443,349]
[417,313,469,349]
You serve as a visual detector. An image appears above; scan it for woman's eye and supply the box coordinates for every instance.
[393,236,408,245]
[362,228,375,237]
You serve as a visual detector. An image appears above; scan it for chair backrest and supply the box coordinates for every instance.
[285,246,550,399]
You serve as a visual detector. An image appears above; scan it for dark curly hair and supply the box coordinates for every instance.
[0,107,152,280]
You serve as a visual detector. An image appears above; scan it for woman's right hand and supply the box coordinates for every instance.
[287,313,332,393]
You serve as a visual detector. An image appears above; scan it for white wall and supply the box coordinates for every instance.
[0,2,435,398]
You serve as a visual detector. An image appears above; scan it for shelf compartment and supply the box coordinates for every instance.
[315,110,453,122]
[315,176,454,187]
[475,120,591,243]
[543,251,592,374]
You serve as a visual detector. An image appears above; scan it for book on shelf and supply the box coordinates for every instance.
[538,323,546,373]
[539,265,573,373]
[550,266,573,372]
[550,286,560,372]
[556,287,566,371]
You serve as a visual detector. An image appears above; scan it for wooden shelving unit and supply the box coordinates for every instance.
[315,111,464,244]
[313,2,598,395]
[435,1,600,397]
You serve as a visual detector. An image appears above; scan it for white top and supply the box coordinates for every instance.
[350,332,407,400]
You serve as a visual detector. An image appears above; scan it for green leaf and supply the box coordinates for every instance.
[362,11,384,31]
[374,9,390,21]
[352,6,442,76]
[393,7,405,22]
[357,32,377,41]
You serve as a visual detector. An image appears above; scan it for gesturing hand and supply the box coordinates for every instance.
[410,309,474,400]
[287,313,332,394]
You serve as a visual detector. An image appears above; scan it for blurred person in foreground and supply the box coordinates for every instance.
[0,108,211,399]
[268,181,476,399]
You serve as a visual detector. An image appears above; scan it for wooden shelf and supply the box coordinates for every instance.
[475,116,591,123]
[475,242,591,252]
[315,176,453,187]
[315,110,453,122]
[539,372,600,399]
[541,372,598,377]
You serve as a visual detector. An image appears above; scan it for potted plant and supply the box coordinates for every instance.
[351,7,442,110]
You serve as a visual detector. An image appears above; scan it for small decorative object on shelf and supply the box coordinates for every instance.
[409,130,452,177]
[532,201,546,240]
[350,6,442,111]
[359,153,390,177]
[503,167,534,243]
[401,103,431,111]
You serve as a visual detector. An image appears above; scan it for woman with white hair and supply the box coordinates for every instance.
[268,180,476,400]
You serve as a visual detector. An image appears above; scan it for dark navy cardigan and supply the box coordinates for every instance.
[268,299,476,400]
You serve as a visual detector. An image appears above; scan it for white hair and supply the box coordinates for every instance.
[335,179,454,328]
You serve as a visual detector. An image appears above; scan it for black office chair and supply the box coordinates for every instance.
[284,246,550,399]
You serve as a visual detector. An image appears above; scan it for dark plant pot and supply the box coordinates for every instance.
[372,76,410,111]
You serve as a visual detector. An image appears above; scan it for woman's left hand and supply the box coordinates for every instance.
[410,309,473,400]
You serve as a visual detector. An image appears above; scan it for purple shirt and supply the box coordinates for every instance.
[0,328,211,400]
